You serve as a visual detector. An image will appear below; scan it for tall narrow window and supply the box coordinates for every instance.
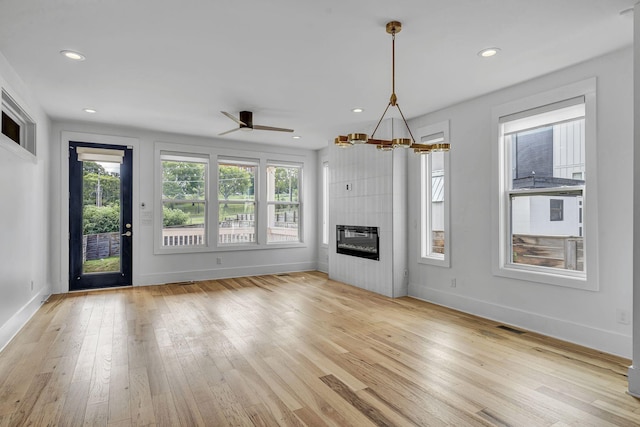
[267,163,301,243]
[322,162,329,245]
[218,159,257,244]
[161,153,208,247]
[418,121,450,267]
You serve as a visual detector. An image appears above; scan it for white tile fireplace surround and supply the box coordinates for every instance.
[328,119,408,298]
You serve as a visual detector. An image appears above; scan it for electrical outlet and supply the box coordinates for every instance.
[450,278,457,288]
[617,309,631,325]
[30,280,34,291]
[216,257,222,265]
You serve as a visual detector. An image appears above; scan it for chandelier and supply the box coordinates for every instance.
[335,21,450,154]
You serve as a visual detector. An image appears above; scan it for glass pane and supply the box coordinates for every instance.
[161,159,207,247]
[511,193,584,271]
[508,118,585,191]
[267,166,299,202]
[162,160,206,200]
[430,152,445,256]
[82,161,121,274]
[162,201,206,246]
[219,202,256,244]
[268,204,299,243]
[218,162,256,201]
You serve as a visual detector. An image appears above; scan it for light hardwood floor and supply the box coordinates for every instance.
[0,271,638,426]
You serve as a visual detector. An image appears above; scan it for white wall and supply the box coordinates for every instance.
[0,53,51,350]
[407,47,633,357]
[49,121,318,293]
[317,146,329,273]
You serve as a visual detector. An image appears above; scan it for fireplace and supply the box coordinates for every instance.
[336,225,379,260]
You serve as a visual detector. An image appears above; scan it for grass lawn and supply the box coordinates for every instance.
[83,256,120,273]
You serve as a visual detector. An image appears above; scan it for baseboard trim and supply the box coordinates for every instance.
[137,262,318,285]
[408,284,631,358]
[0,288,50,353]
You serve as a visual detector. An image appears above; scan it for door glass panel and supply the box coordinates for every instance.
[82,160,121,274]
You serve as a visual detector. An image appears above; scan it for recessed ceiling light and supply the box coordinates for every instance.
[352,108,364,113]
[60,50,86,61]
[292,135,301,139]
[83,108,97,114]
[478,47,500,58]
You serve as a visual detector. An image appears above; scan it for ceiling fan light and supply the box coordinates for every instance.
[392,138,412,148]
[348,133,369,144]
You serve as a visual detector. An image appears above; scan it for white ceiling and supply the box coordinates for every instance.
[0,0,635,150]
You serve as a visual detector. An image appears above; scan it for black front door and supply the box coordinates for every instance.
[69,141,133,290]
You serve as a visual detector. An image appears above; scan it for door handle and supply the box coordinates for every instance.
[122,231,132,237]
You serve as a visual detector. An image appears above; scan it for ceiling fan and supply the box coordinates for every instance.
[219,111,294,136]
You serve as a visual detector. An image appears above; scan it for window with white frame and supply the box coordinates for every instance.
[161,153,208,247]
[495,79,597,289]
[267,163,301,243]
[419,121,450,267]
[322,161,329,245]
[218,158,257,245]
[1,89,36,157]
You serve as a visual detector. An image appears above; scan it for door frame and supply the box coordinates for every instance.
[59,131,139,293]
[69,141,133,290]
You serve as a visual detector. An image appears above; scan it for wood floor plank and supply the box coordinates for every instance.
[0,271,638,426]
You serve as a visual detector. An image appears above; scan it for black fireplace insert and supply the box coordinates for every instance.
[336,225,379,260]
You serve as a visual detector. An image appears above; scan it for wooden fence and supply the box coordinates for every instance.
[83,232,120,262]
[512,234,583,270]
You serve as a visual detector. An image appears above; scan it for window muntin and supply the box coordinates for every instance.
[267,164,301,243]
[218,159,257,245]
[161,153,208,247]
[501,100,585,275]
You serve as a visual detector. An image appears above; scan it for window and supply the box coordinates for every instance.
[494,79,598,289]
[267,163,301,243]
[218,159,257,245]
[161,153,208,247]
[418,121,450,267]
[1,89,36,157]
[550,199,564,221]
[322,162,329,245]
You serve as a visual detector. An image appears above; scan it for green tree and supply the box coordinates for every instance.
[274,167,298,201]
[83,161,106,175]
[83,205,120,234]
[83,173,120,206]
[162,161,205,200]
[218,165,251,200]
[162,206,190,227]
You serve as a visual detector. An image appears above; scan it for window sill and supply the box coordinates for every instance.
[418,255,450,268]
[155,241,307,254]
[493,264,595,291]
[0,134,36,163]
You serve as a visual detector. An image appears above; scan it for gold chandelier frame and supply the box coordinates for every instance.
[335,21,450,154]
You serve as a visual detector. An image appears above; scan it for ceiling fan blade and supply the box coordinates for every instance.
[218,127,241,136]
[221,111,246,126]
[253,125,294,133]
